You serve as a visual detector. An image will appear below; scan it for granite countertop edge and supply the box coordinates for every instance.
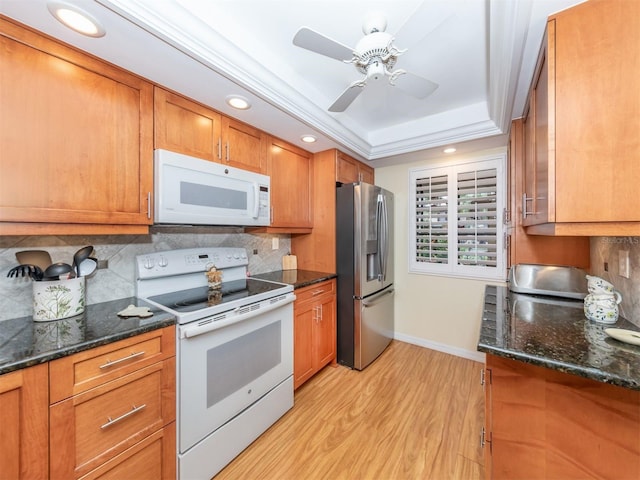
[478,285,640,391]
[252,269,337,290]
[478,343,640,391]
[0,317,175,376]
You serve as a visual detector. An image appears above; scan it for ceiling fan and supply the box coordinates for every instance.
[293,11,442,113]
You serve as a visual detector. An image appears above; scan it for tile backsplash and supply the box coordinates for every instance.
[591,237,640,327]
[0,231,291,321]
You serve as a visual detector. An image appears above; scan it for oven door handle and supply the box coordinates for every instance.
[180,293,296,339]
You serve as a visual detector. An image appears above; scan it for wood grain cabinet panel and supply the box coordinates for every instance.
[336,151,374,184]
[293,279,336,389]
[49,326,176,479]
[521,0,640,235]
[221,116,267,174]
[0,364,49,480]
[154,87,222,162]
[267,137,313,229]
[485,354,640,479]
[0,17,153,235]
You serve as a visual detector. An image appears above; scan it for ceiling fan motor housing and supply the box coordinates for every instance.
[353,31,401,77]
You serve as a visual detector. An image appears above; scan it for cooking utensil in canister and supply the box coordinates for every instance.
[7,264,43,280]
[43,262,73,281]
[72,245,94,277]
[78,257,98,277]
[15,250,52,271]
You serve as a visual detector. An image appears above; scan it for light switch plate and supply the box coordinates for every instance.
[619,250,630,278]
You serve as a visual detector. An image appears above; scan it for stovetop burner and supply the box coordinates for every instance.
[147,278,286,314]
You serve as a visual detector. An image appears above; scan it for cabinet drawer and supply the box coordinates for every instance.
[50,326,175,403]
[50,360,175,479]
[295,280,335,304]
[78,423,175,480]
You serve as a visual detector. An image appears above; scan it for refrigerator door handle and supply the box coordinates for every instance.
[362,288,394,307]
[377,194,389,283]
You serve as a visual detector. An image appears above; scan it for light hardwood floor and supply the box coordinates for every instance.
[215,340,485,480]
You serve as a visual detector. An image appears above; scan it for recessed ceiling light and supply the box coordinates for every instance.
[443,147,457,154]
[47,2,105,38]
[301,135,317,143]
[226,95,251,110]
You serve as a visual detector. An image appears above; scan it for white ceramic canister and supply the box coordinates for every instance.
[32,276,86,321]
[583,291,622,324]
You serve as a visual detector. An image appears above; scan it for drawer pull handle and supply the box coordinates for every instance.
[101,404,146,429]
[99,351,145,369]
[311,289,325,296]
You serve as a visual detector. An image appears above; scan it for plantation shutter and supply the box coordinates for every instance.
[414,174,449,264]
[456,168,498,267]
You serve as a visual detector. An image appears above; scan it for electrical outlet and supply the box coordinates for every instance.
[272,237,279,250]
[604,262,609,272]
[619,250,630,278]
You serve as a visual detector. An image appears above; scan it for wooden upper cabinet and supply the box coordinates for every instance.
[523,0,640,235]
[267,137,313,229]
[221,117,267,174]
[154,87,222,162]
[336,151,374,184]
[154,88,267,174]
[0,17,153,235]
[508,119,590,269]
[0,364,49,480]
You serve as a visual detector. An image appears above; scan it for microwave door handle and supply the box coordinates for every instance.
[252,182,260,219]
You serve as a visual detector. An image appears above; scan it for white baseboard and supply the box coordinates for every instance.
[393,332,486,363]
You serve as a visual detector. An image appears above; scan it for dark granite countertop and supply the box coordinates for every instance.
[252,270,337,289]
[478,285,640,390]
[0,297,176,376]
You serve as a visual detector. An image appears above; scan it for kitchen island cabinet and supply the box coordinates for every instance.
[293,279,336,389]
[0,363,48,480]
[520,0,640,236]
[154,87,267,174]
[478,285,640,479]
[0,16,153,236]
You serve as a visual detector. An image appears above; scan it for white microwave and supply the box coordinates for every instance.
[154,149,270,226]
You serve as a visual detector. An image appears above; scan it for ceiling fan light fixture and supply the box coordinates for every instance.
[47,1,105,38]
[301,135,317,143]
[444,147,457,154]
[226,95,251,110]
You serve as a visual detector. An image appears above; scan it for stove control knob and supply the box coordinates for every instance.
[143,257,155,269]
[233,253,240,259]
[158,256,168,268]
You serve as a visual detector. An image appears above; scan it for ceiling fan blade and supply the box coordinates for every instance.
[393,4,454,50]
[392,71,438,99]
[328,83,365,112]
[293,27,354,61]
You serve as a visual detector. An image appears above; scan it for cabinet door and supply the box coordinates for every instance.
[50,360,175,479]
[293,300,315,389]
[221,117,267,174]
[0,19,153,232]
[0,363,49,480]
[268,137,313,228]
[521,28,549,227]
[314,293,336,368]
[154,87,222,162]
[336,151,374,184]
[74,423,175,480]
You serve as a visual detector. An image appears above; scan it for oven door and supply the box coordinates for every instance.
[178,299,293,453]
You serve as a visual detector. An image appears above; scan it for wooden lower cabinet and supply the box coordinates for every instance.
[49,326,176,480]
[484,354,640,479]
[0,363,49,480]
[293,279,337,389]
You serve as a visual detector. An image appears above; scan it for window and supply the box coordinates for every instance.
[408,154,506,280]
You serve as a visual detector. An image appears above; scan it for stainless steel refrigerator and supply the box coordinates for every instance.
[336,182,394,370]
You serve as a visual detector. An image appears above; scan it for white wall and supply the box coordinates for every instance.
[375,147,507,362]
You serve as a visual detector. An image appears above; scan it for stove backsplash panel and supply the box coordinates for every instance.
[0,233,290,321]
